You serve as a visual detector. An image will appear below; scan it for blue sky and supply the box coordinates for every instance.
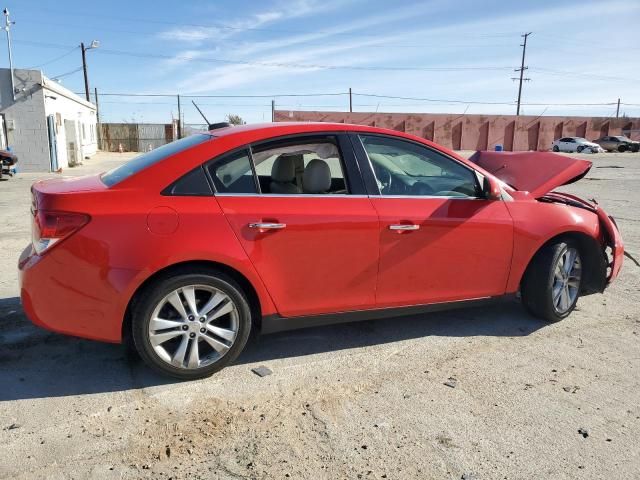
[7,0,640,124]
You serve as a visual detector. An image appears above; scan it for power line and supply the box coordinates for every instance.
[530,67,640,83]
[353,93,513,105]
[26,45,79,69]
[13,40,514,73]
[50,66,83,80]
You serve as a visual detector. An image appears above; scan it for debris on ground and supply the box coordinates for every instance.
[444,377,457,388]
[251,366,273,377]
[563,386,580,393]
[578,428,590,438]
[5,423,21,430]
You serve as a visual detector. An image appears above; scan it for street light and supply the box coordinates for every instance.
[81,40,100,102]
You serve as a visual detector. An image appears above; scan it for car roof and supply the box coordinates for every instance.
[208,121,407,138]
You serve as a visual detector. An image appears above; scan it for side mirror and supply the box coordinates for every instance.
[482,176,502,200]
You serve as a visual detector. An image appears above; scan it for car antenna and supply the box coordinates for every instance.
[192,100,232,131]
[192,100,211,126]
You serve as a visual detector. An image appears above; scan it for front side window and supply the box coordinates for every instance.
[359,135,480,198]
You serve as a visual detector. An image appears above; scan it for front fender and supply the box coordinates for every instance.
[504,199,604,293]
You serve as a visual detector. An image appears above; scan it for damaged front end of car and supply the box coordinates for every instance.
[469,150,625,293]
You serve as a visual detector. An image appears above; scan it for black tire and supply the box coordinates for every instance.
[131,270,252,380]
[617,145,627,153]
[521,240,582,323]
[552,145,560,152]
[576,146,584,153]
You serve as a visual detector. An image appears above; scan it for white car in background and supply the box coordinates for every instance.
[551,137,603,154]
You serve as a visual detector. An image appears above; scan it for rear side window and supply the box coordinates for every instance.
[207,149,257,194]
[101,134,211,187]
[163,166,212,196]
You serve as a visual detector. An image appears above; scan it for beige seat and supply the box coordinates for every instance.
[270,155,301,194]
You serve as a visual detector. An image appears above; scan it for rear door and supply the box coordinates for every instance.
[352,133,513,307]
[210,133,380,318]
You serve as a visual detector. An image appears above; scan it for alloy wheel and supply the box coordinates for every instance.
[147,284,239,369]
[551,246,582,314]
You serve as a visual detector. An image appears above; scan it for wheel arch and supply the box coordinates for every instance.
[121,260,264,345]
[520,231,607,296]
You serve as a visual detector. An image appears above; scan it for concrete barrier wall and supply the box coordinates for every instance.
[275,110,640,151]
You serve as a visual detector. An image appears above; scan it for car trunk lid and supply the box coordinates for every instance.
[468,151,592,198]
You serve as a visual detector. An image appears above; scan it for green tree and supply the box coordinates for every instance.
[226,114,245,126]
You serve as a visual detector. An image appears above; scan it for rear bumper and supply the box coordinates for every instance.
[18,243,134,343]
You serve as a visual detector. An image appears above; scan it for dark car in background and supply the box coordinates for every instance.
[594,135,640,153]
[0,149,18,179]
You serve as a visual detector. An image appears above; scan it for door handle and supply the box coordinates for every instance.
[389,224,420,231]
[249,222,287,230]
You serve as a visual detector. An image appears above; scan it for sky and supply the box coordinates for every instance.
[6,0,640,125]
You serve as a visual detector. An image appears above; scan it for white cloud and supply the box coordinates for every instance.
[159,0,345,44]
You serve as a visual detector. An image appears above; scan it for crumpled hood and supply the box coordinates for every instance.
[468,151,592,198]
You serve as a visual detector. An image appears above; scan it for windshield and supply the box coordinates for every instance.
[101,134,211,187]
[574,138,588,142]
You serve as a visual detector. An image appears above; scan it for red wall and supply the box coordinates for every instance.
[275,111,640,151]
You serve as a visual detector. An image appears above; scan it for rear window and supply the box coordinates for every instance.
[101,134,211,187]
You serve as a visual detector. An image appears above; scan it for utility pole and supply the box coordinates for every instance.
[94,87,100,122]
[80,40,99,102]
[349,87,352,113]
[3,8,15,101]
[81,43,89,101]
[176,94,182,139]
[271,99,275,122]
[616,98,620,118]
[512,32,532,116]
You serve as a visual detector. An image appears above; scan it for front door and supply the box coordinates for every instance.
[354,133,514,307]
[209,134,379,318]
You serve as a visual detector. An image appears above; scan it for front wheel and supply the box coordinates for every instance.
[576,146,584,153]
[521,241,583,322]
[131,271,252,379]
[618,145,627,153]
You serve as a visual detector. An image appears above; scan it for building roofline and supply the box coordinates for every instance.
[41,75,96,110]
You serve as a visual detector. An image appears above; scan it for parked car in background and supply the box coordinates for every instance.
[19,123,624,379]
[551,137,603,153]
[0,149,18,179]
[593,135,640,153]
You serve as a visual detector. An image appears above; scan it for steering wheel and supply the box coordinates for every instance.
[374,167,393,194]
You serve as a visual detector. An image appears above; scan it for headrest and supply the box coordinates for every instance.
[303,159,331,193]
[271,155,296,182]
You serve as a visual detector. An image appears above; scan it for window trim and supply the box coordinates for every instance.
[204,132,365,196]
[350,132,486,200]
[204,146,259,194]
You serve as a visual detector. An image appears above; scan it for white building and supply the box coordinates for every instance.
[0,68,97,172]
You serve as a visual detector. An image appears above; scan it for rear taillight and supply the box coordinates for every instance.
[32,210,90,255]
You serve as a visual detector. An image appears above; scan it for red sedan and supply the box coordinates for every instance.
[19,123,624,379]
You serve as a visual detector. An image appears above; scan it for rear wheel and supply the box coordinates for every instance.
[618,145,627,153]
[552,145,560,152]
[521,241,582,323]
[131,271,252,379]
[576,146,584,153]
